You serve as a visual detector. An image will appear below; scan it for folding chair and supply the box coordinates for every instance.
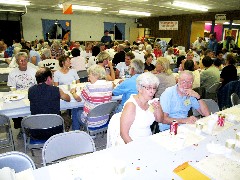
[192,99,219,117]
[205,82,222,102]
[42,131,96,166]
[0,151,36,173]
[84,101,119,136]
[77,70,88,82]
[0,114,15,151]
[21,114,64,155]
[231,93,240,106]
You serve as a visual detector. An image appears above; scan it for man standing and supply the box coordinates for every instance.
[159,71,209,131]
[113,59,144,112]
[101,30,112,49]
[207,34,218,54]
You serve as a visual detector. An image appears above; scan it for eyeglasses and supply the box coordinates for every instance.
[18,59,28,63]
[180,80,193,85]
[141,85,157,91]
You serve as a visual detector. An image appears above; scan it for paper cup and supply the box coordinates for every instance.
[207,119,216,135]
[114,160,126,175]
[236,132,240,147]
[10,87,16,92]
[225,139,236,156]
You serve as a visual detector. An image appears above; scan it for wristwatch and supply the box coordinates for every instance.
[70,91,75,94]
[197,97,201,101]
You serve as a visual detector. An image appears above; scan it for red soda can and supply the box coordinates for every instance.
[170,120,178,135]
[217,114,225,127]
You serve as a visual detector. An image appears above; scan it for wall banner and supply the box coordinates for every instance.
[159,21,178,30]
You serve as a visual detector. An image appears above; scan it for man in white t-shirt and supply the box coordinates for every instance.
[115,52,135,79]
[132,45,145,63]
[7,52,37,90]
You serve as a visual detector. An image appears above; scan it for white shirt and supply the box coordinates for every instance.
[7,66,37,90]
[54,69,79,85]
[116,62,130,78]
[71,56,86,71]
[132,50,145,63]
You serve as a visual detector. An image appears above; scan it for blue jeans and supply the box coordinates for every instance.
[72,107,83,130]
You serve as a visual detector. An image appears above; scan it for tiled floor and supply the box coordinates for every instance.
[0,120,107,168]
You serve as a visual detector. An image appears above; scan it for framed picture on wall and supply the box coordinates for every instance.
[223,28,239,43]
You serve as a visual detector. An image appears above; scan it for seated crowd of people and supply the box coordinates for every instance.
[0,35,239,145]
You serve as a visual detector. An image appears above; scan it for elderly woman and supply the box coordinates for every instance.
[50,40,65,60]
[120,72,163,144]
[97,51,115,81]
[154,57,176,98]
[53,56,79,86]
[72,64,113,130]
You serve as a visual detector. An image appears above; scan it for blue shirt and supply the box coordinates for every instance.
[159,85,200,131]
[29,50,41,65]
[207,39,218,53]
[113,74,140,106]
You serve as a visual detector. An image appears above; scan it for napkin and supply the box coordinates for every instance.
[173,162,210,180]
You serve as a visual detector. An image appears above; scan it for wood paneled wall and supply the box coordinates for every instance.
[139,10,240,49]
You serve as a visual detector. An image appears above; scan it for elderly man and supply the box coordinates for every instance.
[7,52,37,90]
[113,59,144,112]
[115,52,135,79]
[28,67,70,115]
[159,70,210,131]
[193,37,205,50]
[7,52,37,137]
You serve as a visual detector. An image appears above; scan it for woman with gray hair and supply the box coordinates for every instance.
[154,57,176,98]
[71,64,113,130]
[120,72,163,144]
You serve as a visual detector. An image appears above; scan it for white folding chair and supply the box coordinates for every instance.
[231,93,240,106]
[0,151,36,173]
[106,112,124,148]
[21,114,64,155]
[42,131,96,166]
[0,114,15,151]
[192,99,219,117]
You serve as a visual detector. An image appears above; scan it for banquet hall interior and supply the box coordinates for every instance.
[0,0,240,179]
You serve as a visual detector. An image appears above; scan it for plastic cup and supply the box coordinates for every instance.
[236,132,240,147]
[207,119,216,135]
[10,87,16,92]
[195,123,203,135]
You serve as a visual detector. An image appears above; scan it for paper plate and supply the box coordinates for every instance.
[3,94,25,101]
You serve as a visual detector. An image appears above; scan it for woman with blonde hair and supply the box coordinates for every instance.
[154,57,176,98]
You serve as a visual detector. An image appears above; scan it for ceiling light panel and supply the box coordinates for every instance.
[172,1,208,12]
[0,0,30,6]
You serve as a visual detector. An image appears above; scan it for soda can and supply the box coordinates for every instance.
[217,114,225,127]
[170,120,178,135]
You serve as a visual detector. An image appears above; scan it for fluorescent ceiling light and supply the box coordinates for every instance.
[223,22,240,25]
[172,1,208,12]
[119,10,150,16]
[0,9,24,12]
[0,0,30,6]
[58,4,102,11]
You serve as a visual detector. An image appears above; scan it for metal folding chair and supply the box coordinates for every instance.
[42,131,96,166]
[231,93,240,106]
[0,114,15,151]
[21,114,64,155]
[192,99,219,117]
[0,151,36,173]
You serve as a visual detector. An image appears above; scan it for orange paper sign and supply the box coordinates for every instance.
[63,3,73,14]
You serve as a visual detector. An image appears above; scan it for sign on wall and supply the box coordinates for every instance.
[159,21,178,30]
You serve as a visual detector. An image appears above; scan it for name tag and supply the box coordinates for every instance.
[184,99,191,106]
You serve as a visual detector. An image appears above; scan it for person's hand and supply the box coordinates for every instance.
[184,89,200,99]
[108,60,113,68]
[70,87,77,94]
[151,100,161,110]
[185,116,197,124]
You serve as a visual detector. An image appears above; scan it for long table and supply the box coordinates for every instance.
[15,105,240,180]
[0,88,121,118]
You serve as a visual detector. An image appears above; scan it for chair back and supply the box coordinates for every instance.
[77,70,88,82]
[0,151,35,173]
[0,114,15,151]
[205,82,222,101]
[192,99,219,117]
[86,101,119,135]
[231,93,240,106]
[193,87,206,99]
[39,59,60,71]
[21,114,64,153]
[42,131,96,166]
